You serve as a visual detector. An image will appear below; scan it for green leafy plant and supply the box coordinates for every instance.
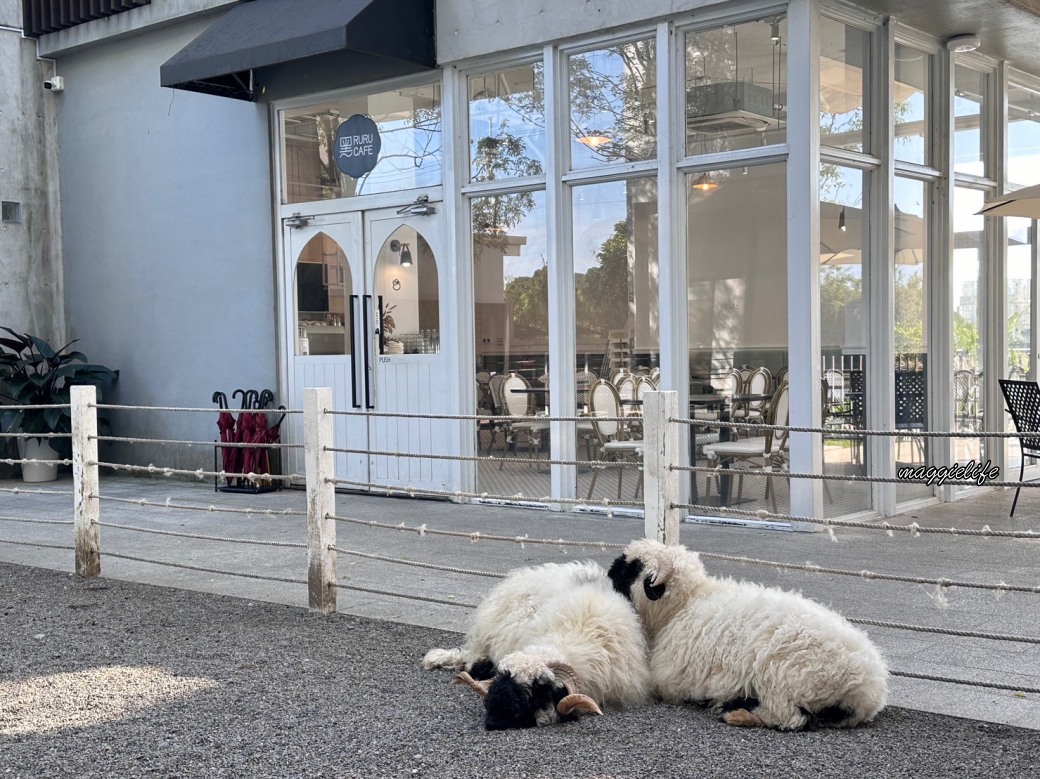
[0,328,119,459]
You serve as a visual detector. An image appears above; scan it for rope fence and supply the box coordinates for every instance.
[1,386,1038,702]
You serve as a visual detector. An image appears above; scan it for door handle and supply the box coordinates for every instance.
[349,294,360,409]
[362,294,374,409]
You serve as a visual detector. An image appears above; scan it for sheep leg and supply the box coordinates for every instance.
[718,697,766,728]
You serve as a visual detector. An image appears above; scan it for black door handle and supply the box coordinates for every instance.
[349,294,360,409]
[362,294,374,409]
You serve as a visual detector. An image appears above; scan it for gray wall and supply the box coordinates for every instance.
[0,0,64,342]
[54,16,275,470]
[436,0,718,62]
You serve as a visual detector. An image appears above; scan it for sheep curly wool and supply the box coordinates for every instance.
[608,539,888,731]
[423,560,651,729]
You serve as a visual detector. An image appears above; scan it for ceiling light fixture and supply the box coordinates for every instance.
[576,132,612,149]
[770,20,781,43]
[691,172,718,191]
[399,242,413,267]
[946,34,981,53]
[838,206,847,232]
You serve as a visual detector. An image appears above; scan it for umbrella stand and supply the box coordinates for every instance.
[214,387,282,495]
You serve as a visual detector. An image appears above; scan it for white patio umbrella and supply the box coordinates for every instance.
[819,202,926,265]
[977,182,1040,218]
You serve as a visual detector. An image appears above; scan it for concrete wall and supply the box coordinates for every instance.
[436,0,719,63]
[53,15,274,469]
[0,0,64,342]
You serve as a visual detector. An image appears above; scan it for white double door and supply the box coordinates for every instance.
[281,205,454,492]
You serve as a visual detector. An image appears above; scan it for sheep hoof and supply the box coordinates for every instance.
[721,709,766,728]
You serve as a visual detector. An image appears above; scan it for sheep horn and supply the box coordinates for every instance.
[451,671,492,698]
[556,693,603,717]
[546,662,583,695]
[649,550,674,587]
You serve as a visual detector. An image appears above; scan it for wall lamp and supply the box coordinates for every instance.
[400,242,413,267]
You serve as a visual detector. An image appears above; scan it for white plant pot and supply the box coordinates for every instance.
[17,437,60,483]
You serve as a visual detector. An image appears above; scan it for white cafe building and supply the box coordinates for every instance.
[8,0,1040,521]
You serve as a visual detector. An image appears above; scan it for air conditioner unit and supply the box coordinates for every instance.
[686,81,780,134]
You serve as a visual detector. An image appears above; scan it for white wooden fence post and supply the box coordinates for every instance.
[643,391,681,545]
[71,385,100,577]
[305,387,337,614]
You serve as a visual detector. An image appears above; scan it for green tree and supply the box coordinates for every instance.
[894,269,924,354]
[575,220,630,338]
[504,264,549,339]
[819,266,861,345]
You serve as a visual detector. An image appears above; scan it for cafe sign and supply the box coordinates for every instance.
[334,114,381,178]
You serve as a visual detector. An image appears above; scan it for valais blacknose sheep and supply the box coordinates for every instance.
[608,539,888,731]
[422,560,651,730]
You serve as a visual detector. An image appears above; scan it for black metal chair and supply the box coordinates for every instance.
[998,379,1040,516]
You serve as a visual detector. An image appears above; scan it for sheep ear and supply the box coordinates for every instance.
[643,576,666,601]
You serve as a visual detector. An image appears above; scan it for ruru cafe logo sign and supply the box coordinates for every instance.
[334,114,381,178]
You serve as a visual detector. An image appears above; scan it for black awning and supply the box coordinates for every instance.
[160,0,435,101]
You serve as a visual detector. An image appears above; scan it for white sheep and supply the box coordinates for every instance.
[608,539,888,731]
[423,560,651,729]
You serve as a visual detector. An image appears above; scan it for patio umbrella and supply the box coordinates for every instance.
[819,202,926,266]
[213,391,238,487]
[976,182,1040,218]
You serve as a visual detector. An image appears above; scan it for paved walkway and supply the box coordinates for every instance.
[1,474,1038,732]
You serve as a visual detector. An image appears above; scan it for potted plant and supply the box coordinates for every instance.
[381,303,404,354]
[0,328,119,482]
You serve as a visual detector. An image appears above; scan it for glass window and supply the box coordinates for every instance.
[1007,82,1040,188]
[572,178,658,503]
[1007,217,1034,469]
[280,83,442,204]
[952,187,986,485]
[954,65,986,176]
[294,233,352,356]
[569,38,657,169]
[687,163,788,512]
[819,165,869,515]
[375,227,439,355]
[894,177,930,503]
[472,192,550,495]
[820,18,869,153]
[894,44,930,166]
[469,64,545,183]
[685,18,786,156]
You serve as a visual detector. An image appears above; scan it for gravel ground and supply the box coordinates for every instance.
[1,562,1036,779]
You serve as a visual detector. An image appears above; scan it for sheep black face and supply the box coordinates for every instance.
[452,658,604,730]
[608,554,666,602]
[483,672,573,730]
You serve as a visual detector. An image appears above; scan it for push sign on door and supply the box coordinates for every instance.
[334,114,381,178]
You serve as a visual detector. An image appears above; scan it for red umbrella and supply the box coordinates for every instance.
[213,392,238,487]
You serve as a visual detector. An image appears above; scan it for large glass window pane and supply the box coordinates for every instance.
[894,177,930,503]
[688,163,788,514]
[894,44,930,165]
[568,39,657,169]
[572,178,658,504]
[952,187,986,487]
[1007,217,1034,470]
[820,18,869,153]
[1008,82,1040,188]
[820,165,869,515]
[685,18,787,156]
[954,65,986,176]
[472,192,550,498]
[468,64,545,183]
[281,84,442,204]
